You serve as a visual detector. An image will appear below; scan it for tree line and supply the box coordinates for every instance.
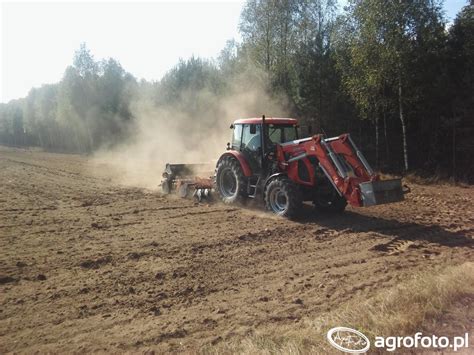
[0,0,472,181]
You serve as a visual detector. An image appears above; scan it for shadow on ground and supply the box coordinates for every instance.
[294,205,473,249]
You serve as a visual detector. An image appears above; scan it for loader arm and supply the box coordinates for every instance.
[277,134,388,207]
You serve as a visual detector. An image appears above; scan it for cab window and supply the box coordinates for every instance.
[267,124,298,144]
[232,124,243,150]
[283,126,298,141]
[268,126,281,144]
[242,124,261,151]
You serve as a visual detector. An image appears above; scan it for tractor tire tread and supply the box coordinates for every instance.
[264,177,302,218]
[215,156,247,204]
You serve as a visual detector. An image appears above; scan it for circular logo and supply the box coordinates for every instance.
[327,327,371,353]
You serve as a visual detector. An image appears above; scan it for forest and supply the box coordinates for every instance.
[0,0,473,182]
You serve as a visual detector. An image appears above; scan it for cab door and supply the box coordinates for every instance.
[241,124,262,173]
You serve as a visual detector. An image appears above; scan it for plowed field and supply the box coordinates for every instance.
[1,147,472,352]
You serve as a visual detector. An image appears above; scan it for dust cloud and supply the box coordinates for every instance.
[92,70,290,189]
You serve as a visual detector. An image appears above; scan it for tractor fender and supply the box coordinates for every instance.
[263,172,288,191]
[216,151,252,177]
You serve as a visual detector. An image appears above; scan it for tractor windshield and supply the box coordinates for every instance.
[267,124,298,144]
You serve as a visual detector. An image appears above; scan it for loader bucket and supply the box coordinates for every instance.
[359,178,404,206]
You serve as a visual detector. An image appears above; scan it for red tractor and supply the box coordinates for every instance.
[214,116,405,217]
[162,116,405,217]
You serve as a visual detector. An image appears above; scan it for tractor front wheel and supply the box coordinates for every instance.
[264,177,302,218]
[215,157,246,204]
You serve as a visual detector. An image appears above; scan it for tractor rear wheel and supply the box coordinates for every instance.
[215,157,247,204]
[264,177,302,218]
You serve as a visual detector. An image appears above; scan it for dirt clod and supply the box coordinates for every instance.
[294,298,303,305]
[150,306,161,316]
[79,256,112,269]
[0,276,16,284]
[155,272,165,280]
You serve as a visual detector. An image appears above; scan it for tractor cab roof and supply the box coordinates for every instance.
[233,117,298,125]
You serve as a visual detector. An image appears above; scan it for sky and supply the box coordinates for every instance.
[0,0,469,103]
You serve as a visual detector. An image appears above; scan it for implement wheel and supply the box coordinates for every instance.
[264,177,302,218]
[161,180,171,194]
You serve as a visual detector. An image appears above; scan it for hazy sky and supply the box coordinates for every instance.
[0,0,468,103]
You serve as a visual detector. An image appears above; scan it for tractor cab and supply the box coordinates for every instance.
[229,117,298,172]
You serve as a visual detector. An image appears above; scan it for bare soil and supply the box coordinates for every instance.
[0,147,473,353]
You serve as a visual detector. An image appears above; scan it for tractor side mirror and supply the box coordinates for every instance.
[230,124,234,129]
[250,124,257,134]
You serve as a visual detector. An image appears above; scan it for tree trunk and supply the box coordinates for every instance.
[398,71,409,171]
[452,112,456,182]
[265,11,271,72]
[375,115,380,169]
[358,119,362,144]
[383,108,389,163]
[38,129,44,148]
